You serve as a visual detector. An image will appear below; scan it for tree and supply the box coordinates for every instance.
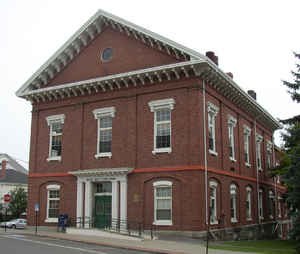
[8,187,27,218]
[272,52,300,246]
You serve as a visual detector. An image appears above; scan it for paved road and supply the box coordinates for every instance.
[0,233,154,254]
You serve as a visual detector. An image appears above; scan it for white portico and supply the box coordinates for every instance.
[69,167,133,228]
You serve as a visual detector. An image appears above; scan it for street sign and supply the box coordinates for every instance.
[34,203,39,212]
[4,194,10,203]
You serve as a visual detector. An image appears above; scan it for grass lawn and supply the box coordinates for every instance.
[209,240,298,254]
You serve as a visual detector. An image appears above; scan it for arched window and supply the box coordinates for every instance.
[268,190,275,219]
[209,180,218,224]
[258,188,264,219]
[230,184,238,223]
[46,184,60,223]
[153,181,172,225]
[246,186,252,220]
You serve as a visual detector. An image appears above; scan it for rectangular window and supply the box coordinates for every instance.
[93,107,116,159]
[99,116,112,153]
[269,191,275,219]
[149,98,175,154]
[153,181,172,225]
[155,109,171,149]
[46,114,65,161]
[228,115,237,161]
[256,134,263,170]
[207,102,219,156]
[266,141,273,169]
[278,198,282,218]
[244,125,251,166]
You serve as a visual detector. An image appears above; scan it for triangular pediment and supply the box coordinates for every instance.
[16,9,205,97]
[46,26,181,87]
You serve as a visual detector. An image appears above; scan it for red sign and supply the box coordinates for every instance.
[4,194,10,203]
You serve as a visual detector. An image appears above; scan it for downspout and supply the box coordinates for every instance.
[202,80,208,226]
[254,118,261,225]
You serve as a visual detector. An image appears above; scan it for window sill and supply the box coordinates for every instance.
[210,220,219,225]
[245,163,251,168]
[259,216,264,220]
[153,220,172,226]
[47,156,61,162]
[230,157,236,163]
[209,150,218,156]
[231,218,238,223]
[45,218,58,223]
[258,168,263,172]
[95,153,112,159]
[246,217,253,221]
[152,148,172,155]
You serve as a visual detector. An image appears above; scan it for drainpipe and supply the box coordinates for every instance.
[254,118,261,225]
[202,80,208,226]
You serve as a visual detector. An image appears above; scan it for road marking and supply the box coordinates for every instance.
[0,235,109,254]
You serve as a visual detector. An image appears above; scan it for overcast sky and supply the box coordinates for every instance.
[1,0,299,168]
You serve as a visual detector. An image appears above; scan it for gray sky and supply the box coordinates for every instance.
[1,0,299,168]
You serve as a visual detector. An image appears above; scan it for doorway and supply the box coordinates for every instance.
[94,195,112,228]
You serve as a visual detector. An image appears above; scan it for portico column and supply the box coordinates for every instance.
[84,180,92,228]
[120,180,127,222]
[76,180,83,228]
[111,181,119,220]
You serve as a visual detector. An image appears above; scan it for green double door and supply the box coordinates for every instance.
[94,195,112,228]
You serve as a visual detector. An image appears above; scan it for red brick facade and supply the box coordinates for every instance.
[19,11,288,238]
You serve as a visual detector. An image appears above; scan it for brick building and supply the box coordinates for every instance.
[16,10,288,238]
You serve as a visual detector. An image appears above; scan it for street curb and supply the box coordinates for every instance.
[4,230,188,254]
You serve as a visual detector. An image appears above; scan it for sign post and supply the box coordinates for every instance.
[3,194,10,233]
[34,203,39,235]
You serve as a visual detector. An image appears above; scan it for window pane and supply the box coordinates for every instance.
[49,190,59,199]
[157,123,170,136]
[156,135,170,148]
[100,129,112,142]
[157,209,171,220]
[156,187,171,197]
[156,109,170,122]
[51,136,62,156]
[157,199,171,209]
[96,182,112,193]
[100,117,112,128]
[99,141,111,153]
[52,122,62,134]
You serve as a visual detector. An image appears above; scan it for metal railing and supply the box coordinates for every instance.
[66,216,156,239]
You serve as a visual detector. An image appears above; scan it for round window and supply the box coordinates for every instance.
[101,48,113,62]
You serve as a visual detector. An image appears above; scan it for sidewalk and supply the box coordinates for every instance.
[1,226,258,254]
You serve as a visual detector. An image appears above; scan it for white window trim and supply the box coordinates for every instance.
[256,134,263,171]
[207,102,219,156]
[93,107,115,159]
[246,186,252,221]
[45,184,60,223]
[243,125,251,167]
[278,196,282,218]
[228,115,237,162]
[266,140,273,169]
[209,180,218,225]
[46,114,65,162]
[153,181,173,226]
[269,190,275,219]
[230,184,238,223]
[148,99,175,154]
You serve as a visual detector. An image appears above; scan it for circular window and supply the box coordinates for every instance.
[101,48,113,62]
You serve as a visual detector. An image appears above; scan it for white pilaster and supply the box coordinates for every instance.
[84,180,92,228]
[111,181,119,220]
[76,180,83,228]
[120,180,127,221]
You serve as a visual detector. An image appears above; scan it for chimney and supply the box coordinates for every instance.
[1,160,6,179]
[248,90,257,100]
[206,51,219,66]
[226,72,233,79]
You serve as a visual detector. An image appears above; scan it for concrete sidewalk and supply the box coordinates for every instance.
[1,226,258,254]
